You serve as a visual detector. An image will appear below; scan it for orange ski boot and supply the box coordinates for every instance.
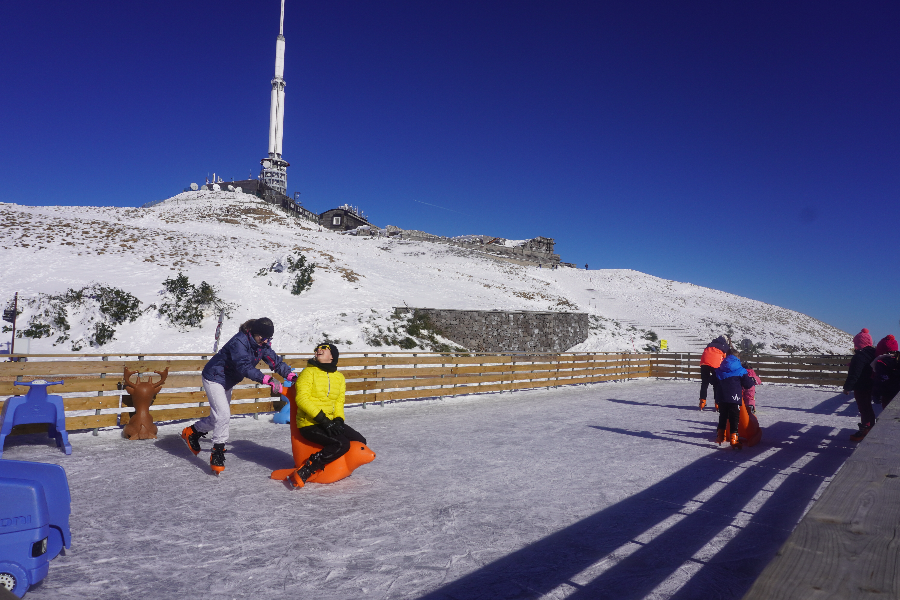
[730,432,742,450]
[715,428,725,445]
[181,424,206,456]
[210,443,226,474]
[699,398,707,411]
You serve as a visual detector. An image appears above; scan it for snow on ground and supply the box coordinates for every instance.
[3,379,865,600]
[0,192,850,356]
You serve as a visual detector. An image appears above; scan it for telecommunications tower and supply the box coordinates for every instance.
[260,0,289,195]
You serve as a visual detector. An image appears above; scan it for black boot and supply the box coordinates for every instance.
[849,423,872,442]
[293,452,325,487]
[181,424,207,456]
[210,443,227,473]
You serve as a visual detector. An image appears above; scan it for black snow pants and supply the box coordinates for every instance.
[854,389,876,428]
[700,365,719,402]
[717,402,740,433]
[298,424,367,467]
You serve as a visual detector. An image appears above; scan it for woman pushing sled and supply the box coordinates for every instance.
[182,317,296,473]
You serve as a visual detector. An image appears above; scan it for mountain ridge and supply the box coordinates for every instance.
[0,191,851,355]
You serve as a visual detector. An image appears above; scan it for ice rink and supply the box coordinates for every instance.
[3,379,863,600]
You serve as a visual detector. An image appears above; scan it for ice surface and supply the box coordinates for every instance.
[3,379,862,600]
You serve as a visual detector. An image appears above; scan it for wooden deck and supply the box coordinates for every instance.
[742,391,900,599]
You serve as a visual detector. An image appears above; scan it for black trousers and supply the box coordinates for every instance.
[298,424,367,467]
[717,402,740,433]
[700,365,719,401]
[854,389,876,428]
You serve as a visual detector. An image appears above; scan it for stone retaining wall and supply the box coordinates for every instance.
[394,308,589,353]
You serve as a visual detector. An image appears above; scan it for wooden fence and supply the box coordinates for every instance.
[0,352,851,434]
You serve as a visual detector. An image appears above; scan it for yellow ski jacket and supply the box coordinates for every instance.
[294,365,346,428]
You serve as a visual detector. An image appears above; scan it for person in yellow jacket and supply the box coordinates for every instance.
[293,343,367,484]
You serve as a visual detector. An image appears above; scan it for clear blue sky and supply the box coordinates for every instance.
[2,1,898,342]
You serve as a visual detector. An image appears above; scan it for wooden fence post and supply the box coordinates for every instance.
[94,355,108,436]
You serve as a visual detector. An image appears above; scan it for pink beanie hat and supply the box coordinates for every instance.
[853,328,873,350]
[876,334,898,354]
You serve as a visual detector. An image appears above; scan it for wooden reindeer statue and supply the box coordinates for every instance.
[122,367,168,440]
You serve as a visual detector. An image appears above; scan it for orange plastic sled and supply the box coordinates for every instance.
[725,401,763,447]
[270,384,375,487]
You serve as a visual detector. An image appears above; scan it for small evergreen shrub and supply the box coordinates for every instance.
[158,273,233,331]
[286,253,315,295]
[364,310,466,352]
[20,284,143,349]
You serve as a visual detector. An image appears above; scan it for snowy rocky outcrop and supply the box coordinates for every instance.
[0,192,851,355]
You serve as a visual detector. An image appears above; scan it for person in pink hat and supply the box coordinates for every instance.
[874,334,898,358]
[843,328,877,441]
[872,335,900,408]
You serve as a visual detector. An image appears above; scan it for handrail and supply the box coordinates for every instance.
[741,389,900,599]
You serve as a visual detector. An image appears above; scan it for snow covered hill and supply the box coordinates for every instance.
[0,191,851,355]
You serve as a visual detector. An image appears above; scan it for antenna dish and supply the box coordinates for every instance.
[212,183,221,191]
[190,183,198,191]
[235,187,242,193]
[262,159,272,168]
[227,185,235,192]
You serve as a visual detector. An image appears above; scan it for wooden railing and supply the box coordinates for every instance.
[653,353,851,387]
[0,352,851,434]
[741,390,900,599]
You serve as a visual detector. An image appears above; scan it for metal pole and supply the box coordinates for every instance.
[212,309,225,353]
[10,292,17,358]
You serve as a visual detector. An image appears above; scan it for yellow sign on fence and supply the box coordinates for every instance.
[660,340,668,351]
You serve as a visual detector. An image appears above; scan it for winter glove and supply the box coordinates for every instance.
[262,374,283,395]
[313,411,345,437]
[286,371,298,383]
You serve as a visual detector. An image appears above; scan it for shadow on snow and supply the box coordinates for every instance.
[417,421,853,600]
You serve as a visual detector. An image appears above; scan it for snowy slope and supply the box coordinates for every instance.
[0,191,851,355]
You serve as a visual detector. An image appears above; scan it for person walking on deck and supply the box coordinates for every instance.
[844,328,878,442]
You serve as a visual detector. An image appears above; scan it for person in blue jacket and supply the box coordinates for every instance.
[181,317,296,473]
[715,351,756,449]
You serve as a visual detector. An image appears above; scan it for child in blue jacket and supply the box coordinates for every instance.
[715,352,757,449]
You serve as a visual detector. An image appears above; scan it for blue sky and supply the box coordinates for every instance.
[1,1,898,342]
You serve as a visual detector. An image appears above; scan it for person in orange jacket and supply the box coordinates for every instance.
[699,336,731,410]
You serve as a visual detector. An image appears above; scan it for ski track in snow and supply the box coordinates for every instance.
[4,379,863,600]
[0,191,850,355]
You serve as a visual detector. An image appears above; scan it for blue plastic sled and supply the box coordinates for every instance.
[0,381,70,459]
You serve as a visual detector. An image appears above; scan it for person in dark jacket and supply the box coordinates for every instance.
[714,351,756,449]
[699,336,731,410]
[872,333,900,408]
[844,328,878,442]
[182,317,296,473]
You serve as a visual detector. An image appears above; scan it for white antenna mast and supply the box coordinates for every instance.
[259,0,289,195]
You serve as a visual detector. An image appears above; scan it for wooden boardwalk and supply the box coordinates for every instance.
[743,392,900,599]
